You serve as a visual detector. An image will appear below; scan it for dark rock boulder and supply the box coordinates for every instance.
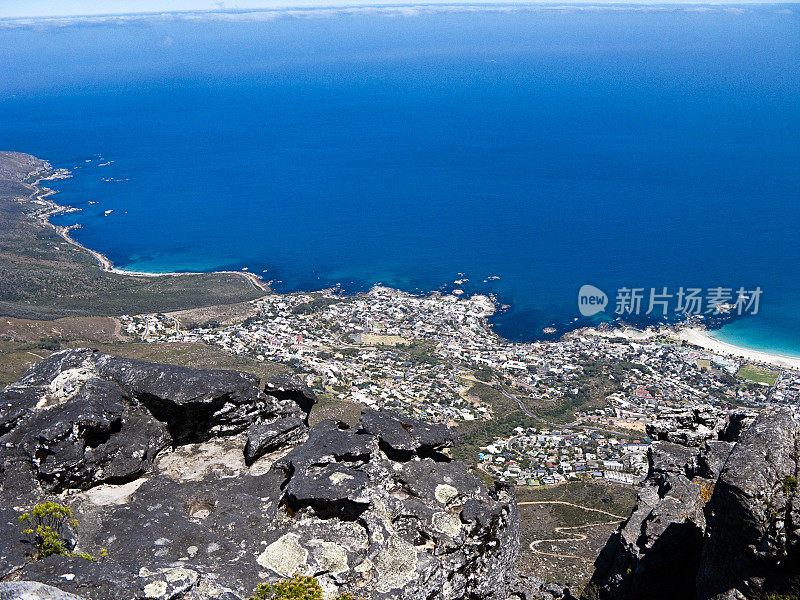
[276,419,373,472]
[0,348,312,498]
[697,409,800,600]
[10,555,143,600]
[0,352,524,600]
[263,373,317,421]
[360,408,455,459]
[243,417,307,465]
[0,508,30,579]
[587,407,798,600]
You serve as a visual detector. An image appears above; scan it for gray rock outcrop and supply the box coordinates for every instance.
[0,581,87,600]
[0,350,528,600]
[697,409,800,600]
[0,348,311,498]
[587,405,798,600]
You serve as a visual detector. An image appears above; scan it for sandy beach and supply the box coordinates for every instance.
[673,327,800,371]
[579,324,800,372]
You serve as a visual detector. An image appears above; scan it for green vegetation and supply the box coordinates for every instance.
[614,360,652,375]
[37,336,68,351]
[83,341,289,379]
[452,382,541,465]
[18,502,95,561]
[291,295,353,315]
[251,575,362,600]
[0,339,47,387]
[473,367,494,382]
[309,396,363,428]
[736,364,778,386]
[506,357,622,425]
[517,480,638,518]
[782,475,798,496]
[516,481,638,594]
[407,341,440,366]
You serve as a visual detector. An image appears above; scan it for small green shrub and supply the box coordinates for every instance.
[252,575,322,600]
[18,502,94,561]
[251,575,363,600]
[781,476,798,496]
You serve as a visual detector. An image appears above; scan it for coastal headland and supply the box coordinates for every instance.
[0,151,266,320]
[3,149,798,380]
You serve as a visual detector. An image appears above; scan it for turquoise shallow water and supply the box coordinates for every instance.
[710,321,800,359]
[1,6,799,349]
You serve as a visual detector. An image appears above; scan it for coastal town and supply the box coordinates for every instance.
[121,286,800,486]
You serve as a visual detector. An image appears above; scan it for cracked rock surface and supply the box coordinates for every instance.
[588,405,798,600]
[0,350,539,600]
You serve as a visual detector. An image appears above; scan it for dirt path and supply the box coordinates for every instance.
[521,501,625,560]
[528,521,622,559]
[517,500,625,519]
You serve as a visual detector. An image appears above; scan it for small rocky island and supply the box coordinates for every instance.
[0,349,554,600]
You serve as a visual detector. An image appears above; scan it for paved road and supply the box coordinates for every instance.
[498,387,535,418]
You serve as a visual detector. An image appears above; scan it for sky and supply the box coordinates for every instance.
[0,0,795,19]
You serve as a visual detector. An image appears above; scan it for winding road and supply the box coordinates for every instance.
[520,501,625,560]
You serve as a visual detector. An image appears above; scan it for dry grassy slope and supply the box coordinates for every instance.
[0,338,291,388]
[516,481,639,592]
[0,150,264,320]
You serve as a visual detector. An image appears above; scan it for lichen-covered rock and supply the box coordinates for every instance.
[0,352,522,600]
[0,582,87,600]
[588,407,798,600]
[0,348,312,498]
[697,409,800,600]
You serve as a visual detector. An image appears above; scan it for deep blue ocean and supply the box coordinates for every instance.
[1,5,799,352]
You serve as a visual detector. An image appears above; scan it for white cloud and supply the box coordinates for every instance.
[0,0,794,19]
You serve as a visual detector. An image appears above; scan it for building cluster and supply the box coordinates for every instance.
[480,425,649,487]
[773,370,800,404]
[121,287,497,424]
[121,286,799,485]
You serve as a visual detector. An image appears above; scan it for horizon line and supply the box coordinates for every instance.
[1,0,796,21]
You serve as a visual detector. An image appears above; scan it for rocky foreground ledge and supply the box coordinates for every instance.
[588,405,800,600]
[0,349,560,600]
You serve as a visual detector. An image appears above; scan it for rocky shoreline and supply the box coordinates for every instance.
[13,154,268,292]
